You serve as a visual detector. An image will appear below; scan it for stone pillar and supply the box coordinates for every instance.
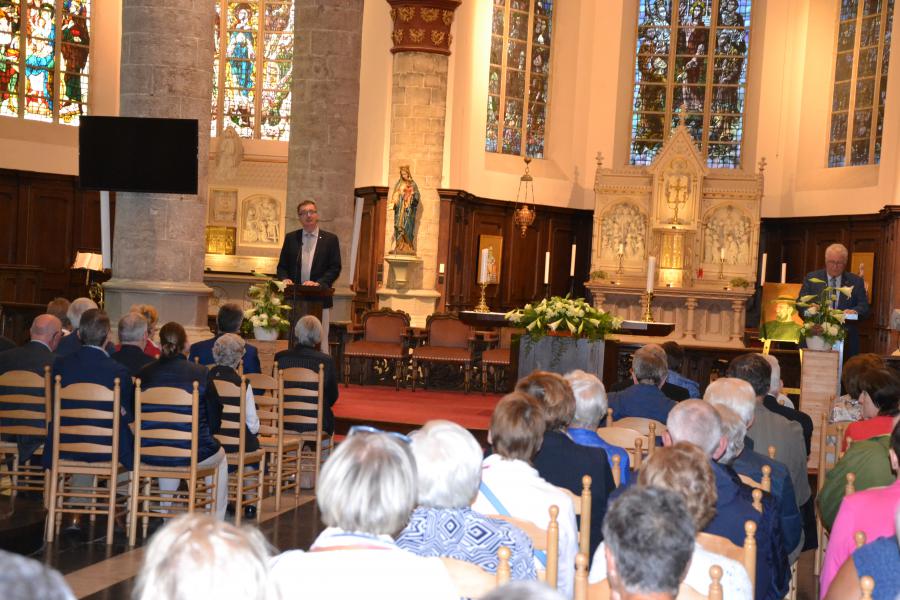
[378,0,460,326]
[286,0,365,322]
[104,0,215,343]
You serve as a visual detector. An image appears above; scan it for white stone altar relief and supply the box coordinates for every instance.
[600,202,647,259]
[213,126,244,182]
[703,204,752,266]
[208,188,238,225]
[239,194,283,247]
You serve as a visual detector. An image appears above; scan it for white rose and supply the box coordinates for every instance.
[250,316,260,326]
[806,305,819,316]
[272,297,281,306]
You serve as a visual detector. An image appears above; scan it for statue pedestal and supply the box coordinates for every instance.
[376,287,440,328]
[384,253,422,288]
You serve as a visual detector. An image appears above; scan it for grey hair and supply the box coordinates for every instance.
[603,486,695,597]
[118,312,148,345]
[825,243,849,261]
[213,333,246,370]
[410,420,483,508]
[132,514,272,600]
[317,431,417,536]
[714,405,746,465]
[760,353,781,395]
[67,297,98,329]
[666,399,723,456]
[565,369,608,429]
[483,582,566,600]
[0,549,74,600]
[294,315,322,348]
[704,377,756,427]
[632,346,668,385]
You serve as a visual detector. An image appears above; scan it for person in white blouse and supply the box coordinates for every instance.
[471,392,579,599]
[589,442,753,599]
[269,426,458,600]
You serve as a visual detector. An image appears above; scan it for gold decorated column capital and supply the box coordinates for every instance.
[387,0,461,55]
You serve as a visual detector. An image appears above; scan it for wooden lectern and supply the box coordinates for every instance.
[283,284,334,348]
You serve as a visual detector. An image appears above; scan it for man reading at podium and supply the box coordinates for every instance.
[277,200,342,350]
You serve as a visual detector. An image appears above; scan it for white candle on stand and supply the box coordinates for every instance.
[570,244,577,276]
[759,252,767,286]
[438,263,445,275]
[719,247,725,261]
[544,252,550,285]
[780,262,787,284]
[618,242,625,255]
[479,249,489,284]
[646,256,656,293]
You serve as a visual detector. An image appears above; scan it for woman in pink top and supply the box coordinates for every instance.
[821,418,900,598]
[842,369,900,451]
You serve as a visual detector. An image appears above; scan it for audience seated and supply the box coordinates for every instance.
[604,486,696,600]
[110,312,156,376]
[834,354,885,423]
[483,581,565,600]
[0,314,62,464]
[589,442,753,599]
[760,354,813,456]
[564,369,631,485]
[46,297,71,333]
[133,514,273,600]
[273,316,339,436]
[607,346,678,423]
[662,341,700,398]
[189,303,261,373]
[207,333,260,454]
[665,399,788,600]
[517,371,615,560]
[609,343,690,402]
[821,417,900,597]
[395,419,537,580]
[45,309,134,471]
[130,304,162,358]
[471,391,579,598]
[824,505,900,600]
[55,297,98,356]
[705,377,804,561]
[727,354,812,511]
[0,335,13,352]
[0,548,75,600]
[842,368,900,450]
[137,322,227,520]
[270,427,459,600]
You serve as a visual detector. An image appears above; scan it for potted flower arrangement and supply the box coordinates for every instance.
[506,296,622,374]
[243,277,290,341]
[795,278,853,350]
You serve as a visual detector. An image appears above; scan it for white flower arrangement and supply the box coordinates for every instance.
[795,278,852,345]
[243,276,291,335]
[505,295,622,341]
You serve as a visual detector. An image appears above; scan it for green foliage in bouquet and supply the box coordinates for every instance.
[505,295,622,342]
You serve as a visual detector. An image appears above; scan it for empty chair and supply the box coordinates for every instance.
[411,313,475,393]
[343,308,411,390]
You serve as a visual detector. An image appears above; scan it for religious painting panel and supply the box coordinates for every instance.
[478,234,503,285]
[759,282,803,343]
[850,251,875,302]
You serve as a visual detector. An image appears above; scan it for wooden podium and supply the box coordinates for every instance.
[284,284,334,348]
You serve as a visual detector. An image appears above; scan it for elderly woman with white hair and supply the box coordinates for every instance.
[270,427,459,600]
[564,369,631,485]
[395,420,537,580]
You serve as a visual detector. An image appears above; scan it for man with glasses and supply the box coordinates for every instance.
[798,243,870,359]
[277,200,342,351]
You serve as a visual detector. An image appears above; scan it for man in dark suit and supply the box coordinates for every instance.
[188,303,261,373]
[607,346,678,424]
[797,243,870,359]
[111,311,156,376]
[0,336,14,352]
[609,343,690,402]
[45,309,134,471]
[0,314,62,463]
[274,315,338,435]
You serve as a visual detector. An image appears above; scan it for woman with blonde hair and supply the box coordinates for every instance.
[130,303,161,358]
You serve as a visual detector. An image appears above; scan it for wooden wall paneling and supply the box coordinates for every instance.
[875,207,900,353]
[23,178,74,300]
[547,216,576,298]
[350,187,386,323]
[0,173,18,264]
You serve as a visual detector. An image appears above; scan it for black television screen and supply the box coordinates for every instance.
[79,116,199,194]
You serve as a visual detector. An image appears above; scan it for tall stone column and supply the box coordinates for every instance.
[104,0,215,342]
[379,0,460,326]
[286,0,365,322]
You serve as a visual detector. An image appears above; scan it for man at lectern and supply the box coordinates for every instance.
[277,200,342,349]
[798,243,869,360]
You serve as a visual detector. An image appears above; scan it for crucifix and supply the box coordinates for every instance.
[665,174,688,224]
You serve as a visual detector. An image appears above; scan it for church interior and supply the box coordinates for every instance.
[2,0,900,598]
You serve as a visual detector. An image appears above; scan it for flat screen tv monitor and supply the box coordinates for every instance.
[79,116,199,194]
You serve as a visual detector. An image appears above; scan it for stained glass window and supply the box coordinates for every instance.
[630,0,752,168]
[0,0,91,125]
[212,0,294,141]
[828,0,894,167]
[485,0,553,158]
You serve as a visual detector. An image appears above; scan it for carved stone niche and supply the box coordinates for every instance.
[587,122,764,348]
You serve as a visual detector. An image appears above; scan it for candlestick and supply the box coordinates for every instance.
[570,244,577,277]
[759,252,767,286]
[646,256,656,293]
[616,250,625,275]
[474,281,490,313]
[643,291,655,323]
[780,262,787,284]
[719,256,726,280]
[544,251,550,284]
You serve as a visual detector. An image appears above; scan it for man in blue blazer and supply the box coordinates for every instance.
[797,243,870,359]
[607,345,677,424]
[45,309,134,471]
[188,303,261,373]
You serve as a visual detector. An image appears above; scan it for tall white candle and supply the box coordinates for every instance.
[544,251,550,284]
[780,262,787,284]
[348,196,364,282]
[646,256,656,293]
[618,242,624,255]
[570,244,577,276]
[759,252,767,286]
[438,262,445,275]
[479,249,489,283]
[719,247,725,261]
